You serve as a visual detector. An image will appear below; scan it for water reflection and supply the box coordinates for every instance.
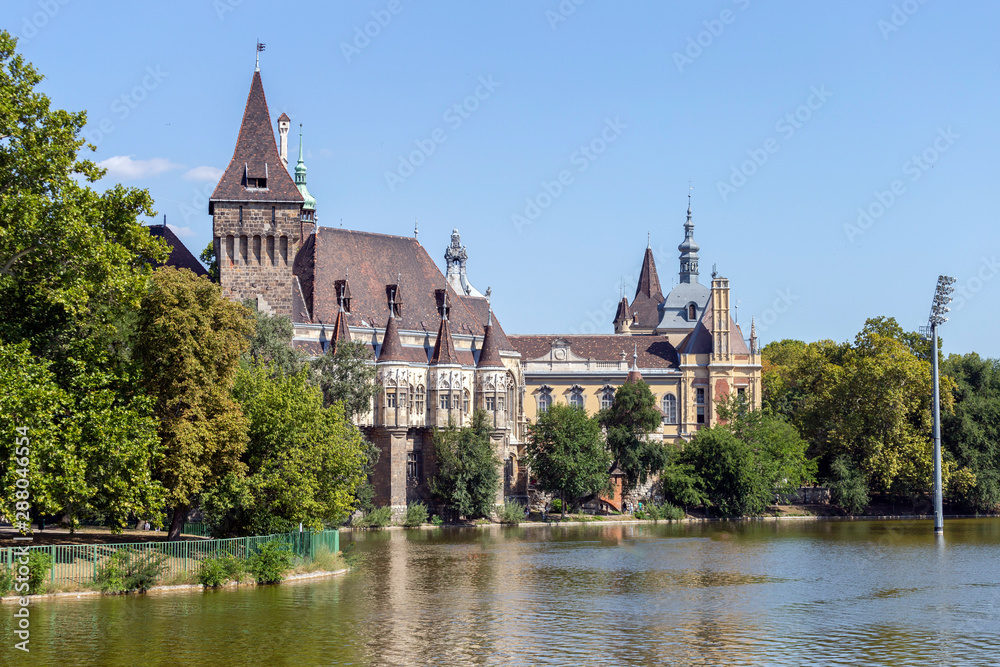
[5,518,999,665]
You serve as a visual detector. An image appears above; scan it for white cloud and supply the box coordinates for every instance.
[98,155,182,180]
[167,224,195,239]
[183,165,225,182]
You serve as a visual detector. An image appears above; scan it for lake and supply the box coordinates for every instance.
[5,518,1000,665]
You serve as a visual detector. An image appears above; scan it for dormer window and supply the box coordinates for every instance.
[246,177,267,189]
[687,303,697,321]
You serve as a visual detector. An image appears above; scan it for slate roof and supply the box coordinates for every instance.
[430,316,459,365]
[477,313,504,368]
[295,227,515,353]
[630,247,665,329]
[148,224,209,278]
[210,71,303,203]
[509,335,680,369]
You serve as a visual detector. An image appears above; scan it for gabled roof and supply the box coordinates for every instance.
[148,224,209,278]
[430,316,459,365]
[210,71,303,203]
[301,227,514,352]
[630,247,665,329]
[477,313,504,368]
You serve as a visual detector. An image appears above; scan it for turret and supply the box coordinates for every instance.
[678,193,700,284]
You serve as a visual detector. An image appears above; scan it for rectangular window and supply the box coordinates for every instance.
[463,393,469,412]
[407,451,423,481]
[696,387,706,424]
[498,396,505,412]
[386,391,396,409]
[485,396,495,411]
[239,206,243,223]
[416,390,425,414]
[271,206,276,223]
[697,406,705,424]
[696,388,705,404]
[737,387,746,399]
[398,391,407,410]
[440,393,450,410]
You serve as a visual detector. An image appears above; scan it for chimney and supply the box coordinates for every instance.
[277,113,291,166]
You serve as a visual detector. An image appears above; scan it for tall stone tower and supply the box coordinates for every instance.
[209,69,304,315]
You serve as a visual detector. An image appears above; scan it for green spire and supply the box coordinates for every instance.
[294,124,316,211]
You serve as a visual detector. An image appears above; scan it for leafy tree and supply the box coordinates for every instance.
[0,342,164,532]
[133,267,253,539]
[0,30,168,374]
[431,410,500,519]
[527,404,610,516]
[598,380,667,497]
[943,353,1000,511]
[311,340,378,418]
[664,397,812,517]
[241,302,307,377]
[213,364,369,535]
[827,455,870,514]
[199,241,219,283]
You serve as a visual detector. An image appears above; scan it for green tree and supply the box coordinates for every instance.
[133,267,253,539]
[242,303,306,377]
[598,380,667,498]
[0,31,168,374]
[664,397,812,517]
[0,342,164,532]
[311,340,378,418]
[943,353,1000,511]
[431,410,500,519]
[527,404,610,516]
[199,242,219,283]
[217,364,369,535]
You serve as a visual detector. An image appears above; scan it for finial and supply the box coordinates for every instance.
[162,214,167,228]
[255,41,265,72]
[712,263,718,279]
[388,291,396,319]
[647,231,650,249]
[487,308,493,327]
[414,217,418,239]
[632,342,638,369]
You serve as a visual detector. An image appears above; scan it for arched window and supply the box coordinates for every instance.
[538,392,552,413]
[463,389,471,412]
[601,389,615,410]
[688,303,697,321]
[569,389,584,409]
[416,386,425,414]
[661,394,677,424]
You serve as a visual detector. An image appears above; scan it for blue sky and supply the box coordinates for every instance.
[6,1,999,357]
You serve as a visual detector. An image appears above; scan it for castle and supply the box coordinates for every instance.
[188,63,761,514]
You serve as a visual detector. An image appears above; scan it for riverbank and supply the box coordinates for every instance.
[0,567,349,604]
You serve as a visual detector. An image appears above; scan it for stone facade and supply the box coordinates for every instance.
[211,201,302,315]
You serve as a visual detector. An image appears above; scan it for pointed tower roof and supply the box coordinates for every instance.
[625,343,643,383]
[629,244,665,330]
[477,310,505,369]
[678,194,700,284]
[210,70,303,203]
[613,297,632,325]
[294,124,317,211]
[430,311,459,366]
[329,288,351,353]
[378,291,406,362]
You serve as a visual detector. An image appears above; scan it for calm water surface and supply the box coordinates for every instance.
[4,518,1000,666]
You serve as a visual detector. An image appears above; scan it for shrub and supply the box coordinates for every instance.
[646,502,685,522]
[549,498,563,514]
[197,557,228,588]
[222,555,246,584]
[498,501,525,525]
[403,502,428,528]
[20,552,53,595]
[0,567,13,595]
[429,514,443,527]
[828,456,870,515]
[634,510,648,520]
[248,541,293,584]
[355,506,392,529]
[95,549,167,594]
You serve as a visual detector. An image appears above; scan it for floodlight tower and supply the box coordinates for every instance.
[920,275,956,534]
